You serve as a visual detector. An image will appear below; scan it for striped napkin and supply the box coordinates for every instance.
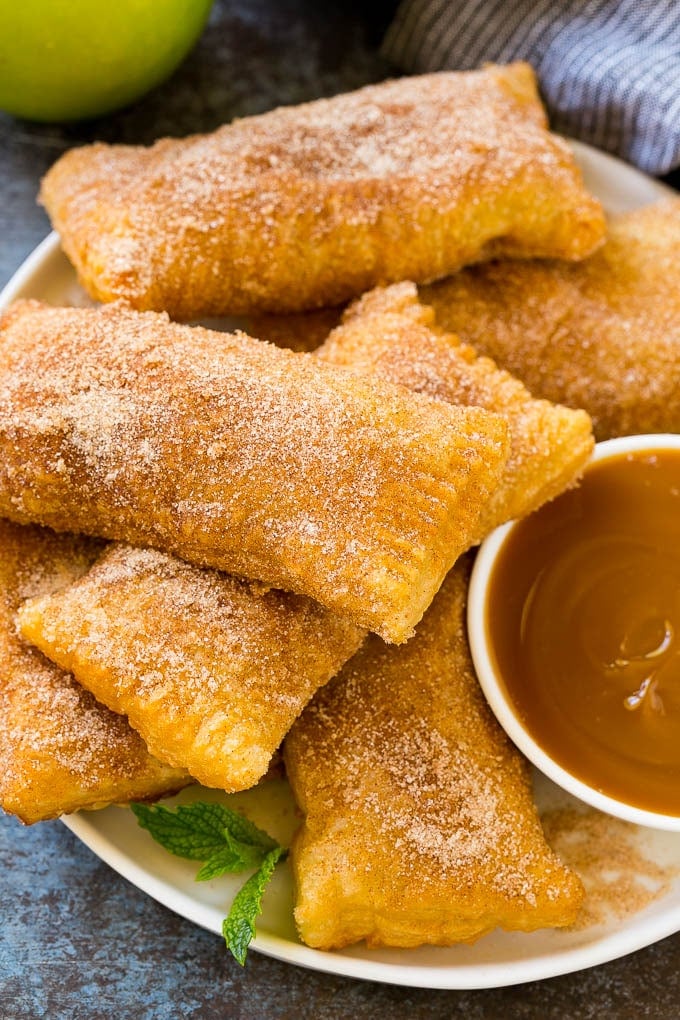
[382,0,680,174]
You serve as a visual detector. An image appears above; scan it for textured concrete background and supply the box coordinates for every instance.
[1,2,679,1016]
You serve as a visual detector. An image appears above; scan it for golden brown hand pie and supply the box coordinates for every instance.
[40,64,604,319]
[285,558,583,946]
[18,544,364,792]
[0,521,189,824]
[0,300,510,642]
[284,556,583,950]
[318,282,594,525]
[422,199,680,440]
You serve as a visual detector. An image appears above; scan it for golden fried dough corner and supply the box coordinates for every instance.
[422,198,680,440]
[0,300,510,643]
[317,282,594,525]
[39,63,605,319]
[284,556,583,951]
[0,521,190,825]
[17,544,365,792]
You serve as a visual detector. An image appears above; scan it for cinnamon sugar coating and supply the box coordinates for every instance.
[318,282,594,524]
[284,556,583,950]
[40,64,604,319]
[422,199,680,440]
[0,521,189,824]
[18,544,364,792]
[0,300,509,643]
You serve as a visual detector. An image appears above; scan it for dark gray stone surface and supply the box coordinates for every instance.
[1,2,679,1016]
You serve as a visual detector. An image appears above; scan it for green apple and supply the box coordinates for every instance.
[0,0,214,121]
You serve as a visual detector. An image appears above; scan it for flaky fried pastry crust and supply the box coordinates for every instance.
[318,282,594,525]
[284,556,583,950]
[0,522,189,824]
[18,544,364,792]
[40,64,604,319]
[0,300,509,643]
[422,199,680,440]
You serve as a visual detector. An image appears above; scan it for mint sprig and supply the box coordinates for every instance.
[131,801,287,963]
[223,845,287,965]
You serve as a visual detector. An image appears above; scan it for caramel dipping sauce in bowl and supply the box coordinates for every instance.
[468,434,680,830]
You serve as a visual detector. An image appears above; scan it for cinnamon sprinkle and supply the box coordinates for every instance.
[541,806,679,930]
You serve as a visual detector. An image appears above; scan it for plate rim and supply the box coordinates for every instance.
[60,808,680,990]
[2,140,678,989]
[0,230,63,305]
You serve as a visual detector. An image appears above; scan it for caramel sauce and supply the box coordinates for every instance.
[486,448,680,816]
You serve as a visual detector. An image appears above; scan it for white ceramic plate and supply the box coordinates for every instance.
[2,142,679,990]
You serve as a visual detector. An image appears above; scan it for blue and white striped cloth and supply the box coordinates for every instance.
[382,0,680,174]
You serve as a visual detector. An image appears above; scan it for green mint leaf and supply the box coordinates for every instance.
[222,846,288,965]
[195,839,266,882]
[132,800,288,965]
[131,801,270,861]
[131,802,228,860]
[220,813,278,853]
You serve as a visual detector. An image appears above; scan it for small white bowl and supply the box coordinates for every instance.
[468,433,680,831]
